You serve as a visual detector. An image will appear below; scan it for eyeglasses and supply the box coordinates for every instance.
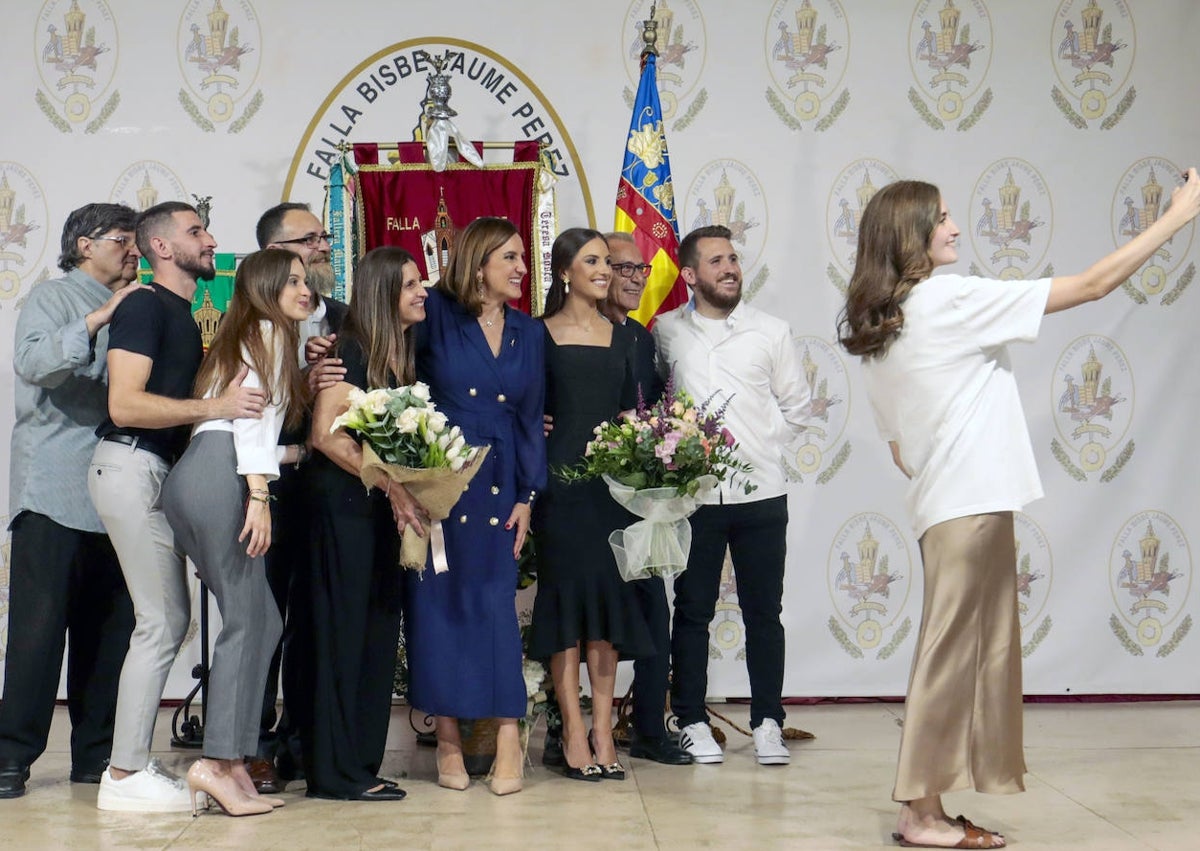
[611,262,652,278]
[275,232,332,249]
[94,234,135,248]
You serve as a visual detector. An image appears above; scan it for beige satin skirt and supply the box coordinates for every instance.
[892,512,1027,802]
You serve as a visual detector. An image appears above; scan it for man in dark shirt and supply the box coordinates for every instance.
[599,232,690,765]
[0,203,142,799]
[88,201,265,812]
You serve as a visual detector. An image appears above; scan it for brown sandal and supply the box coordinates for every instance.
[892,820,1005,848]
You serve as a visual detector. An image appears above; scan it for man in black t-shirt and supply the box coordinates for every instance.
[88,201,266,813]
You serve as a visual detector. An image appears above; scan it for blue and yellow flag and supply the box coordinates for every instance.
[614,52,686,327]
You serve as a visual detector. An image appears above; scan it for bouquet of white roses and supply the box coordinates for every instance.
[331,382,488,574]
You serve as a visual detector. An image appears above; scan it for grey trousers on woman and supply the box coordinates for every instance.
[162,431,282,761]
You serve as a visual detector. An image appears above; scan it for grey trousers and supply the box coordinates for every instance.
[89,439,190,771]
[162,431,282,760]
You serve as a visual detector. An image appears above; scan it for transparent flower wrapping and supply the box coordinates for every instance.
[560,374,754,581]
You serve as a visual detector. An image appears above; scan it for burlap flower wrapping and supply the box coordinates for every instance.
[360,443,491,574]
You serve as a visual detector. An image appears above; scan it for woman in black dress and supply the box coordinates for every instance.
[301,247,429,801]
[528,228,654,781]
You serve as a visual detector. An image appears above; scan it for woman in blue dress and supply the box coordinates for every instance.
[404,217,546,796]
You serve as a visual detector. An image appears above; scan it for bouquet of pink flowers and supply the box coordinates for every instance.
[561,375,754,579]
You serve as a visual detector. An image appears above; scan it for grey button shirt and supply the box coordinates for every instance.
[10,268,115,533]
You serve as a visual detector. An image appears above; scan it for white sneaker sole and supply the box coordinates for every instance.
[688,752,724,764]
[97,791,195,813]
[756,754,790,765]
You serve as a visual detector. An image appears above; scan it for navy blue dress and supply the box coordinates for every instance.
[404,288,546,719]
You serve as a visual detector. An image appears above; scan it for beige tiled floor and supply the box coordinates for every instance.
[1,700,1196,850]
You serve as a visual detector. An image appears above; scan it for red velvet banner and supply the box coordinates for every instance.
[354,142,541,315]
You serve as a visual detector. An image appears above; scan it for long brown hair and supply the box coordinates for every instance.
[542,227,606,318]
[437,216,519,316]
[836,180,941,359]
[339,246,418,388]
[195,248,307,428]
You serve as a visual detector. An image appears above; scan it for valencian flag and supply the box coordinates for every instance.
[614,51,686,328]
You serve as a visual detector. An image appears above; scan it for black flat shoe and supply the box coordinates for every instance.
[356,784,407,801]
[629,736,694,765]
[0,761,30,799]
[375,777,401,790]
[69,759,108,784]
[562,763,602,782]
[598,761,626,781]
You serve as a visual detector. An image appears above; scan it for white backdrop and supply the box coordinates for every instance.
[1,0,1198,701]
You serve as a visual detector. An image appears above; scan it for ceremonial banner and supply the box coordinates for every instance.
[614,52,686,328]
[324,148,358,303]
[353,141,549,315]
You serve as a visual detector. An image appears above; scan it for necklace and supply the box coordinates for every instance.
[481,307,503,328]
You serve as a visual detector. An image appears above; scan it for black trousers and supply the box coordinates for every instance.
[670,496,788,730]
[258,464,310,763]
[298,469,403,798]
[629,576,671,739]
[0,511,134,769]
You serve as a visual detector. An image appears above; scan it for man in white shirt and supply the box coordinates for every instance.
[652,225,810,766]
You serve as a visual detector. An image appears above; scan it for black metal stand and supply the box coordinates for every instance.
[171,582,210,748]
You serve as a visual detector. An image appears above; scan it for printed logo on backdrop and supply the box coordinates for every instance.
[1050,335,1133,482]
[285,39,591,224]
[827,513,913,660]
[177,0,263,133]
[1109,510,1191,658]
[1050,0,1135,130]
[781,337,851,484]
[825,158,901,294]
[34,0,120,134]
[967,159,1055,280]
[764,0,850,132]
[622,0,707,131]
[0,163,50,307]
[1013,512,1053,657]
[683,159,769,298]
[907,0,993,131]
[1112,157,1193,306]
[110,162,189,212]
[710,555,746,662]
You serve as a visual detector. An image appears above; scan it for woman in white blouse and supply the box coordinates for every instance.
[162,249,310,817]
[838,171,1200,849]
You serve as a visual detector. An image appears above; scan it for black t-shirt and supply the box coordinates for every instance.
[96,282,203,458]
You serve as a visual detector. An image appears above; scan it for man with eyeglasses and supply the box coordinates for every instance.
[0,204,147,800]
[244,202,349,793]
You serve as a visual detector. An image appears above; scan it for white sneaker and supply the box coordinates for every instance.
[97,759,194,812]
[753,719,790,765]
[679,722,724,764]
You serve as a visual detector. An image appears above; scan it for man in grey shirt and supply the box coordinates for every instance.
[0,203,145,798]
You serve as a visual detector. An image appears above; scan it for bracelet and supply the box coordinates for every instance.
[249,494,272,505]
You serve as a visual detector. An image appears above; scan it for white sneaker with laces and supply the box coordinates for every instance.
[679,722,724,764]
[97,758,194,812]
[753,718,790,765]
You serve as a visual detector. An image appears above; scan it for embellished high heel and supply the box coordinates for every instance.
[186,760,273,817]
[588,729,626,780]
